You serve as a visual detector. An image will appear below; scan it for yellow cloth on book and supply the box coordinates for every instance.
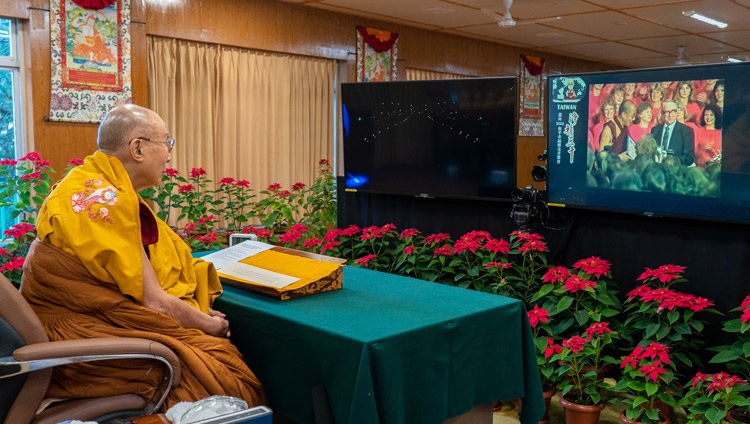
[221,249,341,291]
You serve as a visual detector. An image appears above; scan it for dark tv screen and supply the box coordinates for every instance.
[547,62,750,224]
[341,77,517,201]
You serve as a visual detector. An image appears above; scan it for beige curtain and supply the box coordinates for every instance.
[148,36,336,222]
[405,68,472,80]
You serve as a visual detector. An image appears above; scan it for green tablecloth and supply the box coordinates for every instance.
[215,265,543,424]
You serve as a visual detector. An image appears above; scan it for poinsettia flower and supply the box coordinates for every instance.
[0,158,17,166]
[339,224,360,237]
[0,256,24,271]
[280,231,304,245]
[400,228,420,239]
[219,177,236,185]
[543,266,570,284]
[355,253,376,266]
[484,238,510,255]
[67,157,85,167]
[267,183,281,192]
[291,182,306,191]
[484,261,512,270]
[235,179,250,188]
[742,309,750,324]
[527,305,550,328]
[433,246,453,256]
[303,237,323,248]
[196,232,218,243]
[424,233,450,245]
[4,222,36,239]
[626,285,652,301]
[361,225,384,240]
[20,171,42,181]
[544,337,562,358]
[643,342,670,365]
[563,335,586,354]
[585,322,611,340]
[322,228,342,241]
[381,223,396,233]
[621,345,643,369]
[519,239,548,253]
[321,241,341,253]
[178,184,194,193]
[679,295,715,312]
[453,237,481,254]
[511,231,545,242]
[573,256,611,279]
[563,275,597,293]
[403,245,415,255]
[190,167,207,178]
[639,362,667,382]
[690,372,707,388]
[19,151,41,162]
[164,168,180,177]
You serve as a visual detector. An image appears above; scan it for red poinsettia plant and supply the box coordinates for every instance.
[0,152,58,286]
[552,321,618,405]
[680,371,750,424]
[612,342,678,424]
[621,264,718,376]
[709,294,750,380]
[539,256,622,340]
[528,304,564,392]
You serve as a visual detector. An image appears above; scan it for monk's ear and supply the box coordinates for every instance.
[129,139,145,162]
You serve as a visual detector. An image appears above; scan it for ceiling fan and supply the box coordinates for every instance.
[481,0,562,28]
[671,45,707,66]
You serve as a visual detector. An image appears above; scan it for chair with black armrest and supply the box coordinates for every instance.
[0,274,182,424]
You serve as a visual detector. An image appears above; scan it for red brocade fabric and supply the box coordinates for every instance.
[71,0,117,10]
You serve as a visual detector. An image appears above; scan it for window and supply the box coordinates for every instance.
[0,18,24,232]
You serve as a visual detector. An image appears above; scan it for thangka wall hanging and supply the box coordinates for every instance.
[518,54,545,137]
[356,26,398,82]
[49,0,132,123]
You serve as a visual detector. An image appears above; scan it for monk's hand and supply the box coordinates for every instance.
[204,309,230,337]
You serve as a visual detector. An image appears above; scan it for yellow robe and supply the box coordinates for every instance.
[35,151,220,311]
[22,151,265,408]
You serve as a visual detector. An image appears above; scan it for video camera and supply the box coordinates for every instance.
[510,186,541,230]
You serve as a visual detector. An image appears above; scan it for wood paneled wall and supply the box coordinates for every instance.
[13,0,613,186]
[12,0,147,177]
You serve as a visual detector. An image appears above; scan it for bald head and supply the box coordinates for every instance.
[97,104,165,154]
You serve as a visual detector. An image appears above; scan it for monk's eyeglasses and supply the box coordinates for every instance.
[136,136,175,153]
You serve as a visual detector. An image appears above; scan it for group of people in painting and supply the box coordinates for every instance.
[586,79,724,196]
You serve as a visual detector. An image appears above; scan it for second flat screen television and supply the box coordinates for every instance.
[341,77,517,201]
[547,62,750,224]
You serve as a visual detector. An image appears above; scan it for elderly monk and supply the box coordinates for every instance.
[21,104,266,408]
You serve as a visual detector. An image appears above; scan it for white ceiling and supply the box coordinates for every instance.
[277,0,750,69]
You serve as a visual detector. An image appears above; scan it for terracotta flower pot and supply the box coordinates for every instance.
[538,388,557,424]
[619,411,670,424]
[559,397,606,424]
[727,408,750,423]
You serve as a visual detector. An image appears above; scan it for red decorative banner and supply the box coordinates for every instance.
[71,0,117,9]
[356,26,398,52]
[519,54,545,136]
[522,54,545,76]
[356,26,399,82]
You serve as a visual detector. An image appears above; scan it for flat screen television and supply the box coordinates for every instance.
[546,62,750,224]
[341,77,517,201]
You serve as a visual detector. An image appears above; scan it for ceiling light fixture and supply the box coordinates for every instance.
[727,56,743,63]
[682,10,728,29]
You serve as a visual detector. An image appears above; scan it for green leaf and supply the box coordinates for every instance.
[710,349,740,363]
[704,408,725,424]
